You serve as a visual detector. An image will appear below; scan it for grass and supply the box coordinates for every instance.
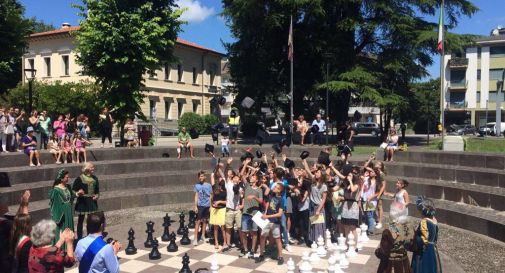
[464,137,505,153]
[329,145,378,156]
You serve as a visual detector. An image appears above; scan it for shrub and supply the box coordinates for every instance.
[202,114,219,134]
[178,112,205,134]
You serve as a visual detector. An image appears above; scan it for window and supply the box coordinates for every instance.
[148,69,157,79]
[177,64,183,82]
[149,100,156,120]
[62,55,69,76]
[177,101,184,117]
[192,101,199,113]
[164,100,171,120]
[27,59,34,70]
[490,69,504,81]
[450,70,465,85]
[449,92,465,108]
[490,46,505,58]
[44,57,51,77]
[210,70,215,86]
[478,47,482,58]
[164,63,170,80]
[477,69,481,80]
[477,91,481,103]
[192,67,197,84]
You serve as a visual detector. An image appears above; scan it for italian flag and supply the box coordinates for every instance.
[437,1,444,53]
[288,16,293,61]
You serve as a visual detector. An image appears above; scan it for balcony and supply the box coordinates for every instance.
[448,80,467,90]
[448,57,468,69]
[447,101,467,109]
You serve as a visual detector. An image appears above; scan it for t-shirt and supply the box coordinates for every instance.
[269,179,288,209]
[39,117,51,134]
[21,136,37,153]
[178,132,190,142]
[266,194,284,224]
[213,187,227,209]
[312,119,326,132]
[221,138,229,147]
[310,183,328,205]
[242,182,263,215]
[297,179,312,211]
[225,181,241,210]
[194,182,212,207]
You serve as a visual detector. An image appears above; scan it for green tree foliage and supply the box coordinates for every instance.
[178,112,205,134]
[407,79,441,134]
[28,17,56,33]
[73,0,183,141]
[7,80,101,131]
[202,114,219,133]
[0,0,31,98]
[222,0,478,129]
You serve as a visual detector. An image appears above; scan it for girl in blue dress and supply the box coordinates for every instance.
[411,196,442,273]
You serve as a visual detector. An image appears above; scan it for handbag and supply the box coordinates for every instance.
[379,142,388,149]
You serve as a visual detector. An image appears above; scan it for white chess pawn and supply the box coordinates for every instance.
[331,243,342,262]
[310,251,321,265]
[360,223,370,242]
[346,233,357,258]
[210,258,219,273]
[337,233,346,251]
[311,241,318,254]
[339,254,350,270]
[327,256,344,273]
[287,257,295,273]
[317,235,327,257]
[300,251,313,273]
[325,229,333,249]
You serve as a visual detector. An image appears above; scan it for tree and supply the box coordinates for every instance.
[222,0,478,128]
[408,79,441,136]
[0,0,32,100]
[74,0,183,143]
[28,17,56,33]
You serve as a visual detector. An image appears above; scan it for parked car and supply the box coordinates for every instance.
[450,124,477,135]
[478,122,505,136]
[352,122,381,136]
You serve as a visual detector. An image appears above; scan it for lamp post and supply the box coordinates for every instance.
[23,68,37,114]
[496,69,505,137]
[323,53,333,145]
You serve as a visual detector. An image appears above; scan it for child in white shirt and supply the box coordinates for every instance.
[221,135,230,157]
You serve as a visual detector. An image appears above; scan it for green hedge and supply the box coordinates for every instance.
[178,113,221,134]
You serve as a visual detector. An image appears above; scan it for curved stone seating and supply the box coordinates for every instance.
[388,150,505,243]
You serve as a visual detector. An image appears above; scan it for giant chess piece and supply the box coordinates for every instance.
[149,238,161,260]
[360,223,370,242]
[177,212,185,235]
[180,226,191,245]
[325,229,334,249]
[299,251,313,273]
[346,233,357,258]
[356,227,363,251]
[316,235,327,257]
[337,233,346,251]
[188,210,196,229]
[327,256,344,273]
[144,220,155,248]
[125,227,137,255]
[161,214,171,242]
[179,253,192,273]
[210,258,219,273]
[167,232,178,252]
[286,257,295,273]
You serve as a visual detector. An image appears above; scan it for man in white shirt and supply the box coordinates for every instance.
[311,114,326,146]
[75,213,121,273]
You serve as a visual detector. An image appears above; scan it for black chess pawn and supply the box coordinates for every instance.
[180,226,191,245]
[188,210,196,229]
[125,228,137,255]
[161,214,171,242]
[167,232,178,252]
[206,224,215,245]
[179,253,192,273]
[149,238,161,260]
[177,212,185,235]
[144,220,155,248]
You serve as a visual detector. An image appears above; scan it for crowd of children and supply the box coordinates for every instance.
[191,150,414,267]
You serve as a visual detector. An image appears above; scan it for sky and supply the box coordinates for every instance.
[19,0,505,79]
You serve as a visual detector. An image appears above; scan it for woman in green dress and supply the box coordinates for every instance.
[49,169,82,245]
[72,162,100,239]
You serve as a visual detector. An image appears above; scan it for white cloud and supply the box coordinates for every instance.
[176,0,215,23]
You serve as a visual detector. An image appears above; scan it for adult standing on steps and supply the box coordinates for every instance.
[50,169,82,245]
[72,163,100,240]
[99,107,114,148]
[228,108,240,145]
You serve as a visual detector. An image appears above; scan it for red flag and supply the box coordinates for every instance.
[288,16,293,61]
[437,1,444,53]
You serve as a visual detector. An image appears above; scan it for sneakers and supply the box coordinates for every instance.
[192,240,198,246]
[255,255,265,263]
[376,223,383,229]
[284,245,293,253]
[277,256,284,265]
[248,252,257,259]
[239,249,248,258]
[221,245,232,252]
[288,237,296,244]
[204,237,209,243]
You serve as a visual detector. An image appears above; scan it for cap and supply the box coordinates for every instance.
[311,124,319,134]
[284,158,295,169]
[272,143,282,154]
[317,151,330,166]
[27,126,34,133]
[300,151,310,160]
[256,150,263,158]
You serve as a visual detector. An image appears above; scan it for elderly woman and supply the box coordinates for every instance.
[375,202,413,273]
[411,196,442,273]
[49,169,82,245]
[28,220,75,273]
[21,127,41,167]
[294,115,308,145]
[72,163,100,239]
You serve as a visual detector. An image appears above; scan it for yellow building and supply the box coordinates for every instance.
[22,24,224,127]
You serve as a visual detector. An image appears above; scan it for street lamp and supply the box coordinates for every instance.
[323,53,334,145]
[496,69,505,137]
[24,68,37,114]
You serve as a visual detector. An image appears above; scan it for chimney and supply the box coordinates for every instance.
[62,23,71,29]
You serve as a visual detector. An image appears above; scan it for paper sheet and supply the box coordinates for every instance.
[310,214,325,225]
[252,211,270,229]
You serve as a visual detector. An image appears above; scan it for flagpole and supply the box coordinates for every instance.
[289,15,294,142]
[439,0,445,150]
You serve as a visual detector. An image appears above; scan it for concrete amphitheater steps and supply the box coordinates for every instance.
[1,169,202,207]
[386,176,505,211]
[10,184,195,223]
[384,161,505,188]
[394,150,505,170]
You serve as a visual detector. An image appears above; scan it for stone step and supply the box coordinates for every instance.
[1,170,200,207]
[384,161,505,188]
[10,184,195,224]
[387,176,505,211]
[394,150,505,170]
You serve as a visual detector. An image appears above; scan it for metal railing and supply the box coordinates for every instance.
[448,57,469,68]
[449,80,468,89]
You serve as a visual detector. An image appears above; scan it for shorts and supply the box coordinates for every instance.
[210,207,226,226]
[225,209,242,229]
[261,222,281,238]
[241,214,258,232]
[197,206,210,220]
[75,147,85,153]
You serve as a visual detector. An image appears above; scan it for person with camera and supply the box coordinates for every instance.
[228,108,240,144]
[75,212,120,273]
[177,127,194,158]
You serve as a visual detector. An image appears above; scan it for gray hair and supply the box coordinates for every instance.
[31,219,56,247]
[82,162,94,173]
